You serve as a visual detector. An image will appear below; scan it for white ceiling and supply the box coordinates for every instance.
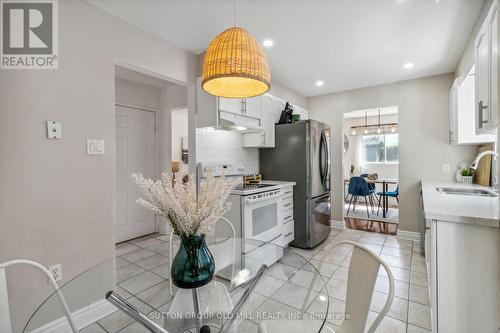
[88,0,485,97]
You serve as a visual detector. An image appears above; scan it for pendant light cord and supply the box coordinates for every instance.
[234,0,237,27]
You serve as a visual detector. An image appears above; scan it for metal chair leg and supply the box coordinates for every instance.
[377,195,382,216]
[368,195,375,213]
[364,196,370,218]
[346,194,353,215]
[353,196,358,212]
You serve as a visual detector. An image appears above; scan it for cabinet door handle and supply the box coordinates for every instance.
[284,203,292,207]
[284,215,292,220]
[479,100,489,124]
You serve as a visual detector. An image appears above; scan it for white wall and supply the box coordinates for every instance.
[0,0,197,330]
[268,81,308,109]
[115,78,163,110]
[171,109,188,165]
[196,129,260,174]
[308,74,476,233]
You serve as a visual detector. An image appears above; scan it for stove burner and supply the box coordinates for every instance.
[233,183,274,191]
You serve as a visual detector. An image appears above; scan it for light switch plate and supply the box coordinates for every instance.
[47,121,62,139]
[87,139,105,155]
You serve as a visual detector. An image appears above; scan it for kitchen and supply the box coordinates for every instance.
[1,1,499,333]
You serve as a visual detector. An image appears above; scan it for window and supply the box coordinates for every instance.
[362,134,399,163]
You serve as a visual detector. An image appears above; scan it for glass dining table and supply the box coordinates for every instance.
[23,237,331,333]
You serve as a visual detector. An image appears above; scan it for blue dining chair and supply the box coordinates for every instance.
[346,177,376,218]
[360,173,379,206]
[377,185,399,216]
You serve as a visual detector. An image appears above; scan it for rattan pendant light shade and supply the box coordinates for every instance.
[202,27,271,98]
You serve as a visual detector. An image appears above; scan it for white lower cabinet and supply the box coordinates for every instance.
[274,186,294,247]
[426,219,499,332]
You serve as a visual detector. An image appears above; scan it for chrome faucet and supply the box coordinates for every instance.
[470,150,498,170]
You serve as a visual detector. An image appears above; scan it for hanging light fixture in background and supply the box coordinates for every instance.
[348,109,398,136]
[201,0,271,98]
[362,110,369,134]
[376,109,384,134]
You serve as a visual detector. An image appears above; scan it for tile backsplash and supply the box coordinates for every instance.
[196,129,259,174]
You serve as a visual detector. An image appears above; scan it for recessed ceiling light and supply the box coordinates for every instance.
[316,80,324,87]
[262,39,274,48]
[404,62,414,69]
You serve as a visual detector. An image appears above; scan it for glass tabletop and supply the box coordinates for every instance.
[24,237,330,333]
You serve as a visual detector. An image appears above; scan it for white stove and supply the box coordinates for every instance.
[198,162,284,270]
[198,162,281,195]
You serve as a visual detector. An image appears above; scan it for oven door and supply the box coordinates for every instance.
[242,196,282,248]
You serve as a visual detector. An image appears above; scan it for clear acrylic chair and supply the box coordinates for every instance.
[258,240,395,333]
[0,260,78,333]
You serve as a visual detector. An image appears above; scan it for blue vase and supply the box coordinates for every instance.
[171,234,215,289]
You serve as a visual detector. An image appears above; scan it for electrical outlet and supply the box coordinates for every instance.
[48,264,62,283]
[443,164,450,173]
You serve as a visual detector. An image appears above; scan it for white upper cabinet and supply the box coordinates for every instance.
[244,97,262,119]
[474,1,498,134]
[449,78,459,144]
[195,77,309,149]
[218,96,262,119]
[218,97,243,115]
[242,94,275,148]
[450,66,496,144]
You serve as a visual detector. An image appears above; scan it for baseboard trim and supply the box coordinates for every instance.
[397,230,420,242]
[330,220,347,230]
[29,298,116,333]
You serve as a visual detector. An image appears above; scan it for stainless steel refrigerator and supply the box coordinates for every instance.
[260,120,331,248]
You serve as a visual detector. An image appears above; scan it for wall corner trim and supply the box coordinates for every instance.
[330,220,347,230]
[396,230,420,242]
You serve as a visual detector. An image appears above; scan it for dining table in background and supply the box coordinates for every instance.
[344,177,398,219]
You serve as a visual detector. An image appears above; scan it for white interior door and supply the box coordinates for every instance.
[115,105,156,243]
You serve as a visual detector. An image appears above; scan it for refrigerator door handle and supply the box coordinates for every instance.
[324,131,331,191]
[319,130,328,190]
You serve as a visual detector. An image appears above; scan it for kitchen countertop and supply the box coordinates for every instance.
[421,181,499,228]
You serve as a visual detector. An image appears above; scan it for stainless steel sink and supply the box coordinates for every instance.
[435,186,498,197]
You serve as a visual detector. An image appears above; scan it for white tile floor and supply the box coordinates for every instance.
[83,229,430,333]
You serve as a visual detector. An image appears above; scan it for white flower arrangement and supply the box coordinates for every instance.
[131,172,234,236]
